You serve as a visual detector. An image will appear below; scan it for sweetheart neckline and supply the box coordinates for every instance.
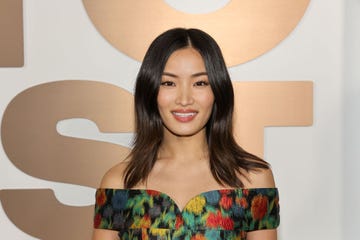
[97,187,278,212]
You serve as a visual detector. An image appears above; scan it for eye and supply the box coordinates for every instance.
[194,80,210,87]
[160,81,176,87]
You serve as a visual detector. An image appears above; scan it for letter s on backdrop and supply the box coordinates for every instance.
[0,80,134,240]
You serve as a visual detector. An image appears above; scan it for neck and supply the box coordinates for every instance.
[158,129,209,163]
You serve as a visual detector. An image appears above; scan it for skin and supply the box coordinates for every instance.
[92,48,277,240]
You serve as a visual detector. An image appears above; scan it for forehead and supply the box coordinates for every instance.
[163,47,206,74]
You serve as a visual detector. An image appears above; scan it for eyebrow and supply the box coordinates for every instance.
[162,72,208,78]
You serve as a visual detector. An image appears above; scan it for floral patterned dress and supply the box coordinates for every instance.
[94,188,280,240]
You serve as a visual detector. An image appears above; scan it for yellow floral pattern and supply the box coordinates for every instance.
[184,195,206,215]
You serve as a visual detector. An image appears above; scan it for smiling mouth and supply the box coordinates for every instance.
[172,111,197,122]
[172,112,196,117]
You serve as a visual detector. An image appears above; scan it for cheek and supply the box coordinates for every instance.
[157,92,171,110]
[199,93,215,110]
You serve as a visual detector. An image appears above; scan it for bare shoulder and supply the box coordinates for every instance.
[240,167,276,189]
[99,161,129,189]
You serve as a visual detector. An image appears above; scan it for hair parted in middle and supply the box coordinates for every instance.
[124,28,269,188]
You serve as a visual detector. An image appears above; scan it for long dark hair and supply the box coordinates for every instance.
[124,28,269,188]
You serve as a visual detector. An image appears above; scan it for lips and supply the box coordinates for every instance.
[172,110,197,122]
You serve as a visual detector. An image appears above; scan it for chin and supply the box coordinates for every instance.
[167,127,205,137]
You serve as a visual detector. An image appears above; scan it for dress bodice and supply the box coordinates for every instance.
[94,188,280,239]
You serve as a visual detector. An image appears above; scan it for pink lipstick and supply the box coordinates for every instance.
[172,110,197,122]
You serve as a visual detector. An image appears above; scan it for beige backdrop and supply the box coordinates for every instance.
[83,0,310,66]
[0,1,313,239]
[0,0,23,67]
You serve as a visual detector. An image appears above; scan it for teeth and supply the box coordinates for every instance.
[173,112,196,117]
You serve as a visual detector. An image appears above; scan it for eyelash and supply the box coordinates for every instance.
[160,80,209,87]
[194,81,209,86]
[160,81,175,86]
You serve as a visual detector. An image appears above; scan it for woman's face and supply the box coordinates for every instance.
[157,47,215,137]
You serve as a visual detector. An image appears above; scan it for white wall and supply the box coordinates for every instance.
[344,0,360,239]
[232,0,344,236]
[0,0,349,239]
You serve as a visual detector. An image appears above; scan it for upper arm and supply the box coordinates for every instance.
[241,167,276,189]
[241,168,278,239]
[92,229,119,240]
[92,162,128,240]
[99,162,128,188]
[246,229,277,240]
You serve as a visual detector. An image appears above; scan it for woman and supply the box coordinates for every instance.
[92,28,280,240]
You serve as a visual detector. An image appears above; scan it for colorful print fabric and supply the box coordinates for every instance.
[94,188,280,240]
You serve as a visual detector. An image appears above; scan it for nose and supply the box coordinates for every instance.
[175,85,194,106]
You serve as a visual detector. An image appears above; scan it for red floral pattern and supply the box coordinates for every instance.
[236,196,249,208]
[93,213,102,228]
[95,189,107,206]
[251,195,268,220]
[219,195,233,210]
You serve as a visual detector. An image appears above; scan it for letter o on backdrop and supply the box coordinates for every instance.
[82,0,310,66]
